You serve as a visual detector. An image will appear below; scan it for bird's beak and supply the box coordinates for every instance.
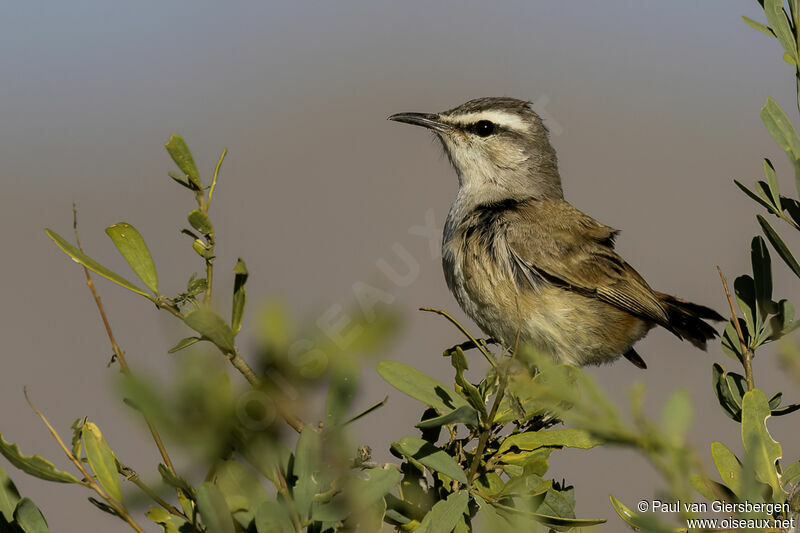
[387,112,453,134]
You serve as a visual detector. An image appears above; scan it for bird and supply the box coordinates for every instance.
[388,97,723,368]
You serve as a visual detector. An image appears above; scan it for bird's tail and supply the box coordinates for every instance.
[656,292,725,350]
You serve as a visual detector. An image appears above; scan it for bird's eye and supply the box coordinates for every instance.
[474,120,495,137]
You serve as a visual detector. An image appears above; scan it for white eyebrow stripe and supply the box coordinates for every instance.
[446,111,529,132]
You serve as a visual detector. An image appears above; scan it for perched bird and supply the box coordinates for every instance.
[389,97,723,368]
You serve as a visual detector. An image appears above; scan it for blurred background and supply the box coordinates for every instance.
[2,1,800,530]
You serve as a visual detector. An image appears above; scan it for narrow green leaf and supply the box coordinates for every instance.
[82,422,123,505]
[188,210,213,236]
[711,441,744,498]
[734,180,781,215]
[783,460,800,486]
[449,347,488,422]
[742,15,774,36]
[758,214,800,278]
[761,97,800,166]
[377,361,471,413]
[293,427,323,519]
[392,437,467,484]
[13,498,48,533]
[609,495,677,532]
[209,148,228,204]
[325,358,360,427]
[45,229,149,298]
[167,336,202,354]
[158,464,195,498]
[0,465,21,522]
[763,159,781,206]
[772,402,800,416]
[689,474,736,502]
[105,223,159,294]
[741,389,785,500]
[343,396,387,425]
[183,309,235,354]
[764,0,797,63]
[196,483,235,533]
[231,258,248,335]
[415,405,479,429]
[0,433,79,484]
[165,134,201,190]
[498,429,603,454]
[734,275,757,339]
[167,171,195,191]
[417,490,469,533]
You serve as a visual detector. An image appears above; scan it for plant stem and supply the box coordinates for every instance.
[120,465,187,519]
[72,206,179,473]
[467,372,507,484]
[420,307,497,368]
[717,267,755,390]
[25,390,147,533]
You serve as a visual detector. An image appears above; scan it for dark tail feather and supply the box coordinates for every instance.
[656,292,725,350]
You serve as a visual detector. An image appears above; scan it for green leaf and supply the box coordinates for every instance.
[734,275,757,340]
[764,0,797,64]
[416,490,469,533]
[157,464,195,498]
[188,210,213,236]
[741,389,785,500]
[751,237,773,334]
[448,347,488,423]
[165,135,201,190]
[146,506,189,533]
[772,402,800,416]
[415,405,479,429]
[498,429,603,454]
[377,361,472,414]
[167,171,195,191]
[758,215,800,279]
[314,466,402,522]
[712,363,743,421]
[734,180,781,215]
[196,483,235,533]
[215,460,268,522]
[609,495,678,532]
[661,388,693,443]
[392,438,467,484]
[711,441,744,498]
[0,465,21,522]
[44,229,149,298]
[689,474,736,502]
[105,223,159,294]
[762,96,800,158]
[293,427,323,519]
[761,97,800,195]
[167,336,202,354]
[783,460,800,486]
[254,500,295,533]
[325,357,360,427]
[0,433,80,484]
[81,422,123,505]
[231,258,248,335]
[13,498,48,533]
[342,396,387,426]
[721,319,746,363]
[183,309,235,354]
[763,159,781,206]
[742,15,774,36]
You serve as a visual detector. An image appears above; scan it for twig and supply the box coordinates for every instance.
[72,205,179,473]
[420,307,497,368]
[119,465,187,519]
[24,389,146,533]
[717,267,754,390]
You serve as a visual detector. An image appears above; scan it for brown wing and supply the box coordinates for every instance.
[504,199,669,326]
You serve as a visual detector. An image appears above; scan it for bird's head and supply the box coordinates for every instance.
[389,97,563,201]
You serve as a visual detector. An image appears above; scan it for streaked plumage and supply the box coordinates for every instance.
[390,97,722,367]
